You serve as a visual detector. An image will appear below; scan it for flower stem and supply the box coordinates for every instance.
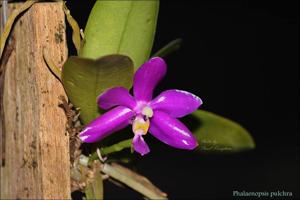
[152,38,182,58]
[89,139,132,164]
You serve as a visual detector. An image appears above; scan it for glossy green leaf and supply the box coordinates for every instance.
[80,1,159,70]
[186,110,255,152]
[61,55,134,124]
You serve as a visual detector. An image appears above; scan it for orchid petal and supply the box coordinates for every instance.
[149,111,198,150]
[132,133,150,156]
[133,57,167,102]
[79,106,134,143]
[150,89,202,118]
[97,87,136,110]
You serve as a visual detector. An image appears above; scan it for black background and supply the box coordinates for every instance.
[67,1,299,199]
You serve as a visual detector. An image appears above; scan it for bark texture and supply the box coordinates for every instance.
[0,2,70,199]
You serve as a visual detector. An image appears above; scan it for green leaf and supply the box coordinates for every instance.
[80,1,159,70]
[186,110,255,152]
[61,54,134,124]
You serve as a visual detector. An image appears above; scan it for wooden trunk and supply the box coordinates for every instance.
[0,2,70,199]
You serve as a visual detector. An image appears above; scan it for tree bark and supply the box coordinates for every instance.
[0,2,70,199]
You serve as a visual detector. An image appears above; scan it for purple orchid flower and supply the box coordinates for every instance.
[79,57,202,155]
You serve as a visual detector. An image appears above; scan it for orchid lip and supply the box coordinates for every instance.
[132,115,150,135]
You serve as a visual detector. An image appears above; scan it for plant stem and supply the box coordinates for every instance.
[89,139,132,164]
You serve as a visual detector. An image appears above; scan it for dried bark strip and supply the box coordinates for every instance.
[0,2,70,199]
